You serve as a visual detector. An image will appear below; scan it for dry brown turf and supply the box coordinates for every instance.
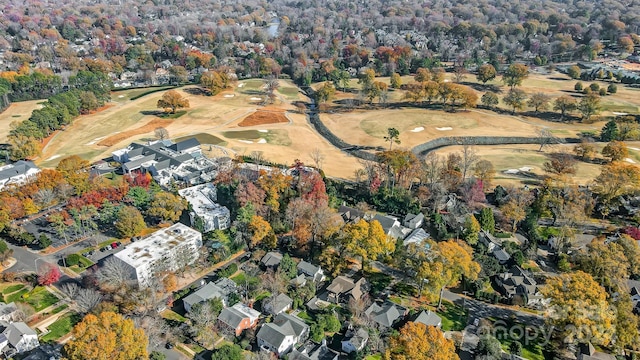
[97,118,173,147]
[238,108,289,127]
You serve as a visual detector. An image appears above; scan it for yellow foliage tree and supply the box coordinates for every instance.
[64,311,148,360]
[541,271,615,346]
[341,219,395,269]
[156,90,190,113]
[248,215,273,249]
[385,322,459,360]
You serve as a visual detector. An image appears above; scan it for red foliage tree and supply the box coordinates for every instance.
[38,264,61,285]
[125,172,151,188]
[623,226,640,240]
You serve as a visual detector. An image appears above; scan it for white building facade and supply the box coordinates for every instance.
[112,223,202,287]
[178,183,230,232]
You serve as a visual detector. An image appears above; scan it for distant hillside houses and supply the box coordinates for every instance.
[111,138,218,187]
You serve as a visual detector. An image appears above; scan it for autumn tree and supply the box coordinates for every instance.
[567,65,581,79]
[542,271,615,346]
[385,322,458,360]
[592,161,640,211]
[390,72,402,88]
[248,215,273,249]
[38,263,61,285]
[553,95,578,121]
[462,214,481,245]
[543,152,577,175]
[502,63,529,88]
[481,92,499,109]
[200,70,231,95]
[578,92,601,121]
[573,139,597,161]
[476,64,497,84]
[56,155,90,195]
[601,140,628,162]
[114,206,146,238]
[527,92,551,114]
[577,238,629,290]
[147,192,187,223]
[157,90,189,114]
[474,160,496,187]
[8,134,41,161]
[64,311,148,360]
[315,81,336,103]
[500,187,534,231]
[340,219,395,269]
[384,127,401,150]
[503,88,527,114]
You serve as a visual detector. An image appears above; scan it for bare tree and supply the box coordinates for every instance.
[55,183,74,200]
[76,288,102,314]
[187,302,219,345]
[34,189,56,208]
[537,128,563,152]
[265,77,280,104]
[460,143,478,181]
[60,282,80,300]
[134,315,169,347]
[309,148,324,169]
[348,294,372,325]
[97,256,132,288]
[421,152,441,185]
[154,127,169,140]
[251,150,265,171]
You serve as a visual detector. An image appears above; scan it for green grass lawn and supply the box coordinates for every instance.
[365,355,382,360]
[25,287,60,312]
[4,288,29,303]
[51,304,68,314]
[231,272,247,285]
[499,335,545,360]
[437,301,468,331]
[175,133,226,145]
[1,284,25,295]
[296,311,314,323]
[161,310,187,323]
[40,312,82,342]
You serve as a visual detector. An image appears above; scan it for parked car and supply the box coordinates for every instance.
[111,242,118,249]
[165,342,174,349]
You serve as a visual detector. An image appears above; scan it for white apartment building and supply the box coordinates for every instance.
[178,183,230,232]
[0,161,40,191]
[112,223,202,287]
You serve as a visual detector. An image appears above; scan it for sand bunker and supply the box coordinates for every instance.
[238,140,253,144]
[257,138,267,144]
[258,129,269,133]
[625,158,636,164]
[238,83,245,88]
[118,95,125,98]
[613,112,629,116]
[250,97,262,101]
[85,136,107,145]
[410,127,425,133]
[504,169,519,174]
[223,94,235,98]
[518,166,533,172]
[46,155,61,161]
[436,127,453,131]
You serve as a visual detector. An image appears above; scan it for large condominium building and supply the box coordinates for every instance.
[111,223,202,287]
[0,161,40,191]
[178,183,230,232]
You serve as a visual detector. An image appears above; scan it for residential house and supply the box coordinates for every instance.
[326,276,368,304]
[411,310,442,328]
[111,138,217,187]
[182,278,238,312]
[402,228,431,247]
[341,327,369,354]
[0,161,40,191]
[261,252,283,269]
[338,205,366,223]
[576,342,616,360]
[297,261,325,283]
[0,321,39,355]
[110,223,202,287]
[264,293,293,316]
[631,286,640,314]
[365,300,407,328]
[290,343,339,360]
[178,184,231,231]
[373,214,411,239]
[217,303,261,337]
[479,230,511,265]
[0,303,19,322]
[493,266,547,307]
[257,313,310,356]
[403,213,424,229]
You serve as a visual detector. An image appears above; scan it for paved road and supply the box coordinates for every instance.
[5,243,47,273]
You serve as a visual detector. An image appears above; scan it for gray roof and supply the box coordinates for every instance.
[403,212,424,225]
[0,302,18,319]
[403,228,430,246]
[0,161,38,181]
[372,214,398,233]
[265,293,293,315]
[327,276,367,301]
[3,322,37,347]
[365,301,406,327]
[338,206,365,222]
[261,252,283,267]
[412,310,442,327]
[257,313,309,348]
[492,248,511,263]
[496,266,537,297]
[183,279,237,310]
[218,303,260,329]
[297,261,321,277]
[342,327,369,349]
[290,344,339,360]
[170,138,200,152]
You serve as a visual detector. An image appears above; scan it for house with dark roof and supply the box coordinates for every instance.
[411,310,442,328]
[0,303,19,322]
[111,138,217,187]
[261,252,283,268]
[479,230,511,265]
[290,343,339,360]
[326,276,368,304]
[631,286,640,314]
[0,321,39,355]
[0,161,40,191]
[365,300,407,328]
[338,206,366,223]
[264,293,293,316]
[297,261,325,283]
[341,327,369,353]
[182,278,238,312]
[493,266,547,307]
[217,303,261,337]
[257,313,309,356]
[403,213,424,229]
[576,342,616,360]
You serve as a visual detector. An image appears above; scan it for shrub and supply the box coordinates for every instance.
[574,82,583,91]
[607,84,618,94]
[589,83,600,91]
[218,263,238,278]
[66,254,81,267]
